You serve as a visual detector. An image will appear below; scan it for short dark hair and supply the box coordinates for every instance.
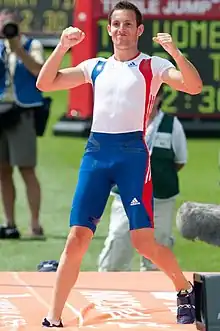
[108,1,143,27]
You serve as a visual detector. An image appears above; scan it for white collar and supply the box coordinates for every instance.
[109,52,142,64]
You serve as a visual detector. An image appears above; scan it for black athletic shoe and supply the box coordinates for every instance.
[0,225,20,239]
[177,284,195,324]
[42,318,63,328]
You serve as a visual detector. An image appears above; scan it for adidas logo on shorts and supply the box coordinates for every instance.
[130,198,140,206]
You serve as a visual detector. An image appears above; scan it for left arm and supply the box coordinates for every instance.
[175,163,185,172]
[172,117,188,171]
[162,53,203,95]
[9,37,43,77]
[153,33,203,95]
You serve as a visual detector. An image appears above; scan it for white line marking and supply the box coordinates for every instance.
[0,294,31,299]
[12,272,84,326]
[66,302,84,327]
[12,272,49,309]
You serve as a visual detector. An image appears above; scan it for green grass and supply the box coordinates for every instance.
[0,51,220,272]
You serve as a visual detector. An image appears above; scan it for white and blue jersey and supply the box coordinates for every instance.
[70,52,175,233]
[78,52,174,134]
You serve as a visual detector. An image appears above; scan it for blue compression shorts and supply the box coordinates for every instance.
[69,131,154,233]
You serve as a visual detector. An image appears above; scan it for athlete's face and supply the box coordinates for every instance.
[107,10,144,49]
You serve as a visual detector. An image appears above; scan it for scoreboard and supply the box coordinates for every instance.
[69,0,220,126]
[0,0,74,46]
[97,17,220,118]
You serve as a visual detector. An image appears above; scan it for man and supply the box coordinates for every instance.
[37,1,202,327]
[98,89,187,272]
[0,9,44,239]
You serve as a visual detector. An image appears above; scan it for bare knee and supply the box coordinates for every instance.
[64,226,93,260]
[131,228,156,256]
[0,164,13,182]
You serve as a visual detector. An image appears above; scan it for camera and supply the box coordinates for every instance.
[0,10,19,39]
[2,19,19,39]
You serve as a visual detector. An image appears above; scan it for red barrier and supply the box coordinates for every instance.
[68,0,97,118]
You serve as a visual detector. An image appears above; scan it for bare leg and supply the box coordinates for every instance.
[131,228,190,292]
[140,198,176,271]
[19,167,41,231]
[0,164,16,227]
[47,226,93,322]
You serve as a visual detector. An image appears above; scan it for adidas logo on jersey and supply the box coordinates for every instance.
[128,62,137,67]
[130,198,140,206]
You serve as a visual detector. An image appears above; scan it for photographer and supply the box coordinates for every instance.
[0,9,45,239]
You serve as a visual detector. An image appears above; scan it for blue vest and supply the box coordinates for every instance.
[0,38,43,107]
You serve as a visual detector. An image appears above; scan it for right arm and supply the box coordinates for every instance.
[36,27,86,92]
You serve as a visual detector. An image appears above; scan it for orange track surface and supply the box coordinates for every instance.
[0,272,196,330]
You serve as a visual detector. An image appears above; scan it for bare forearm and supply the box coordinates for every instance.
[173,51,203,94]
[175,163,185,172]
[36,43,67,87]
[15,47,42,77]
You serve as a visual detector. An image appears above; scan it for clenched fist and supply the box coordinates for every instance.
[60,27,85,51]
[153,33,179,58]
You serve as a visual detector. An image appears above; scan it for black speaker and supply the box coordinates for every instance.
[194,273,220,331]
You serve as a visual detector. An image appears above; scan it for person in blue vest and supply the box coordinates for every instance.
[98,87,188,271]
[0,9,45,239]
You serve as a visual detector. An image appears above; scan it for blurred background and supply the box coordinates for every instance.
[0,0,220,272]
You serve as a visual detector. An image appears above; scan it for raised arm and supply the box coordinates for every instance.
[153,33,203,95]
[36,27,86,92]
[8,38,43,77]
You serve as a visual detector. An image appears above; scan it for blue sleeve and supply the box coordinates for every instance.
[77,58,106,84]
